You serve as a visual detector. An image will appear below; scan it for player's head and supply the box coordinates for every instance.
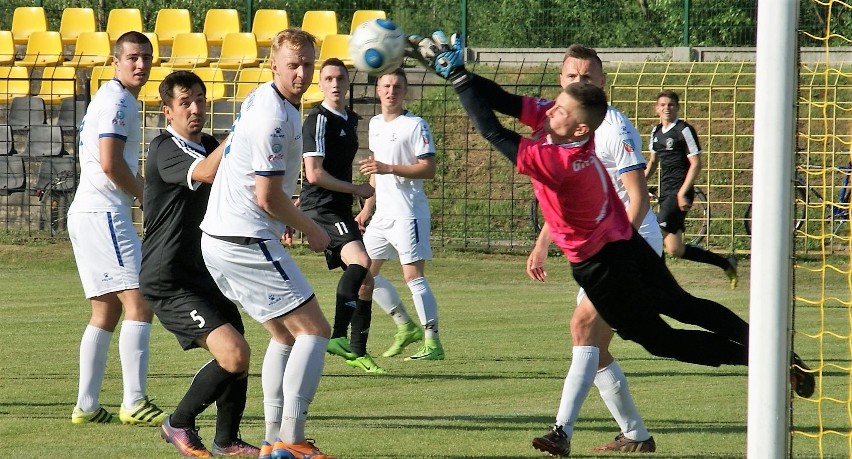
[318,58,350,108]
[376,68,407,115]
[655,89,680,123]
[159,71,207,142]
[544,82,608,142]
[113,31,154,92]
[560,44,605,90]
[270,28,317,103]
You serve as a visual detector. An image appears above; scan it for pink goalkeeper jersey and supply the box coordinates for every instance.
[516,96,632,262]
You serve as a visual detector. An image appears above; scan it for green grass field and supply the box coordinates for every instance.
[0,242,841,458]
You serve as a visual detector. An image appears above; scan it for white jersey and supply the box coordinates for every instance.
[200,82,302,241]
[69,79,141,213]
[595,105,660,247]
[368,111,436,220]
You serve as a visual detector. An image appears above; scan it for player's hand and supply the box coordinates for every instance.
[304,222,330,253]
[353,182,375,199]
[407,31,467,82]
[354,210,369,234]
[281,226,294,246]
[358,156,391,175]
[677,194,692,211]
[526,245,549,282]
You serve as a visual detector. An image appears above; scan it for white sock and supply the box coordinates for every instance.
[118,320,151,409]
[555,346,599,439]
[373,275,410,324]
[279,335,327,444]
[595,361,650,441]
[77,325,112,412]
[407,277,439,339]
[262,338,292,443]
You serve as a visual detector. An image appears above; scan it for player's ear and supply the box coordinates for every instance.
[575,123,591,138]
[161,104,171,122]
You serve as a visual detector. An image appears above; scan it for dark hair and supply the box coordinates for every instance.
[563,44,603,70]
[114,31,153,57]
[376,67,407,86]
[321,57,349,77]
[657,89,680,105]
[563,82,608,132]
[159,71,206,107]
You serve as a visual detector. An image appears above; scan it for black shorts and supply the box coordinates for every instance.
[147,288,245,350]
[304,207,363,270]
[656,190,693,234]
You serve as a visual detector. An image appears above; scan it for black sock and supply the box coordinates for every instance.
[214,374,248,446]
[349,299,373,356]
[170,360,238,428]
[332,264,369,338]
[682,244,730,270]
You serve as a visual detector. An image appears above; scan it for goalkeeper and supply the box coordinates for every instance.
[406,31,815,456]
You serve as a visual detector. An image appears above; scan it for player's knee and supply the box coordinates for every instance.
[214,339,251,373]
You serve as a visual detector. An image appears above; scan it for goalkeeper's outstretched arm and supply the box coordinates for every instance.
[455,73,523,165]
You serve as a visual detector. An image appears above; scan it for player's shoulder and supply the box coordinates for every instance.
[677,118,699,132]
[200,132,220,151]
[597,106,637,138]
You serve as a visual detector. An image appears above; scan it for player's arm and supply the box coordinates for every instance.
[255,174,329,252]
[644,150,658,178]
[621,169,651,230]
[527,222,553,282]
[305,156,374,198]
[190,141,225,184]
[678,154,702,210]
[355,174,376,233]
[99,137,143,200]
[360,155,436,179]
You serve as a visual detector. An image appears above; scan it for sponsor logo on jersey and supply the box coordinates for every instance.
[271,127,287,138]
[420,124,432,145]
[339,129,346,137]
[572,158,595,172]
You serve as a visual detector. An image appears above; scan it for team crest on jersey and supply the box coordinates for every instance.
[666,138,674,150]
[271,144,282,153]
[420,124,432,145]
[622,138,635,153]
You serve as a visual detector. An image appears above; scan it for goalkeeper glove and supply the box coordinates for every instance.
[406,31,470,87]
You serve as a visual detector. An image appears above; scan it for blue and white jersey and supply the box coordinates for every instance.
[69,79,141,213]
[200,82,303,241]
[367,111,436,220]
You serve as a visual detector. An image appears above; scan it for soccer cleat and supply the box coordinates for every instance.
[532,425,571,457]
[271,437,335,459]
[404,338,445,361]
[259,440,273,459]
[791,352,816,398]
[725,256,738,289]
[345,354,387,374]
[160,416,212,457]
[71,406,114,424]
[119,396,168,426]
[592,433,656,452]
[326,336,357,360]
[382,320,423,357]
[212,438,261,456]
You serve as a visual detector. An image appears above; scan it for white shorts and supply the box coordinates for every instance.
[201,234,315,323]
[576,210,663,305]
[363,216,432,265]
[68,210,141,299]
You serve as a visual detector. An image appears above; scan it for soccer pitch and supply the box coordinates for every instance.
[0,243,834,458]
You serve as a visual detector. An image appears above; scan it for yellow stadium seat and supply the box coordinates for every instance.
[301,69,323,109]
[143,32,162,66]
[11,7,47,46]
[138,67,174,106]
[350,10,387,34]
[38,66,77,105]
[235,67,272,100]
[318,34,353,67]
[252,9,289,48]
[89,65,115,99]
[192,67,227,101]
[59,8,96,46]
[64,32,112,69]
[161,33,209,68]
[301,11,338,49]
[211,33,259,69]
[203,9,241,47]
[16,31,63,68]
[0,31,15,66]
[106,9,144,44]
[0,66,31,104]
[154,9,192,47]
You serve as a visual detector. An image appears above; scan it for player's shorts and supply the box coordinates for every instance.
[67,210,141,299]
[656,193,691,235]
[147,288,245,351]
[303,207,362,270]
[363,216,432,265]
[201,233,315,323]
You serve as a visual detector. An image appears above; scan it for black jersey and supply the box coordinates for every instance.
[298,104,359,214]
[140,130,220,298]
[649,119,702,197]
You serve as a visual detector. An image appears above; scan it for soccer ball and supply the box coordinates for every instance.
[348,19,407,76]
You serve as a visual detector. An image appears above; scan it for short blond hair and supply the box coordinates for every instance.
[271,28,316,54]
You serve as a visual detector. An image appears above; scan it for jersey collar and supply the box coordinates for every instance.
[166,125,205,152]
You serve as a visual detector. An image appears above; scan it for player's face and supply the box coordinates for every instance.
[376,74,407,114]
[655,97,679,123]
[114,41,154,91]
[544,92,584,142]
[319,65,350,107]
[560,57,605,89]
[163,83,207,142]
[271,44,316,103]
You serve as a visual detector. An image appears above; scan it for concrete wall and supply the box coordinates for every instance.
[469,47,852,64]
